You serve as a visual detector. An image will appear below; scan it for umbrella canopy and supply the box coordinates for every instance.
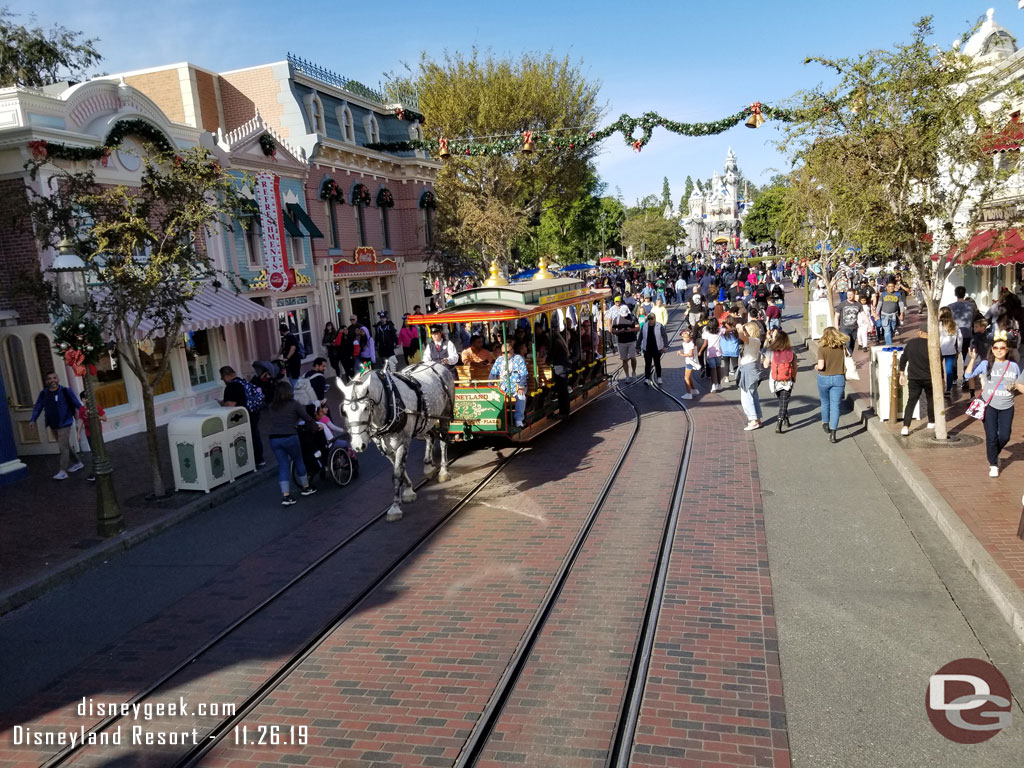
[560,263,593,272]
[510,268,539,280]
[599,256,621,264]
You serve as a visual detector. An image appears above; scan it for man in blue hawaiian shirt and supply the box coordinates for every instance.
[489,341,529,428]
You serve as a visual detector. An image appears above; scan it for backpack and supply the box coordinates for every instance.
[242,379,265,412]
[771,350,795,382]
[292,377,318,407]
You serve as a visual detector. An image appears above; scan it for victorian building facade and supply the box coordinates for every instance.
[0,54,439,463]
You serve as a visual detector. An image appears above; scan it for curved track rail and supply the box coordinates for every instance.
[42,446,521,768]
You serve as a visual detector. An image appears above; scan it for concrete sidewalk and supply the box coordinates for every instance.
[801,292,1024,644]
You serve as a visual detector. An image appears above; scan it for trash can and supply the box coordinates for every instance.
[167,413,230,492]
[198,405,255,480]
[807,299,831,340]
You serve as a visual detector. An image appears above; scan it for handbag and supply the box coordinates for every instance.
[966,362,1010,421]
[843,349,860,381]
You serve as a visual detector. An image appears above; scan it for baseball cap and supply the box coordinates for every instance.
[378,310,388,318]
[613,295,622,302]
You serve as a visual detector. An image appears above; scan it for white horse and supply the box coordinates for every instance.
[336,362,455,521]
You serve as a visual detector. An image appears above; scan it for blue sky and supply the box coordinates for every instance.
[17,0,1024,206]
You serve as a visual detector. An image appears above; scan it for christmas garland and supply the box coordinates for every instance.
[54,315,107,375]
[259,134,277,157]
[376,188,394,208]
[320,178,344,203]
[28,118,176,163]
[419,189,436,209]
[366,103,794,156]
[351,184,371,207]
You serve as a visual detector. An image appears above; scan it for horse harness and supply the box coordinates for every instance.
[346,368,453,441]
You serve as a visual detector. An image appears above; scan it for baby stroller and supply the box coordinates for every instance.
[295,407,359,487]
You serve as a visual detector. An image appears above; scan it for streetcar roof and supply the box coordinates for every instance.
[406,278,610,325]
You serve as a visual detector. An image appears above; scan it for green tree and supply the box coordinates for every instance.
[534,170,605,264]
[398,49,601,275]
[742,185,789,244]
[785,16,1022,440]
[0,8,101,87]
[680,175,694,215]
[598,196,626,258]
[26,146,250,497]
[621,196,681,264]
[661,176,672,212]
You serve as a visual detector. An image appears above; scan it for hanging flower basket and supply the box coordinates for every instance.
[320,178,344,203]
[259,134,277,157]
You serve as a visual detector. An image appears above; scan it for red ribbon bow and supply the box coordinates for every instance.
[749,101,762,116]
[64,349,86,377]
[632,140,643,152]
[29,140,48,159]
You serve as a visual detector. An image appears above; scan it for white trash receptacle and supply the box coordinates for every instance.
[198,405,255,480]
[167,413,231,493]
[807,299,831,340]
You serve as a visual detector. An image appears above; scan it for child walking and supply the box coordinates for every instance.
[676,328,699,400]
[763,330,797,432]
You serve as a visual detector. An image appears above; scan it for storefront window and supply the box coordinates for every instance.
[278,306,313,360]
[244,219,263,268]
[3,336,33,406]
[185,329,215,386]
[94,346,129,410]
[349,279,372,294]
[140,337,176,397]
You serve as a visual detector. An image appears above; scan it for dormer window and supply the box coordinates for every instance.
[304,91,326,134]
[337,102,355,143]
[364,113,380,145]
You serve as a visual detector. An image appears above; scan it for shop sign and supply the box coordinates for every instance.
[255,171,292,291]
[331,246,397,276]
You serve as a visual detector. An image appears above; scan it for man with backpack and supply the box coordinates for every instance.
[220,365,266,467]
[30,372,84,480]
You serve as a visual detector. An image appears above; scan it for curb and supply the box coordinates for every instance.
[802,327,1024,646]
[0,469,269,617]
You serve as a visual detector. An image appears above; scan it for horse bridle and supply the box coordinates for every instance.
[344,370,403,439]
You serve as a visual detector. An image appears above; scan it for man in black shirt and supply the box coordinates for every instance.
[279,323,302,385]
[897,329,934,435]
[835,296,862,353]
[374,311,400,371]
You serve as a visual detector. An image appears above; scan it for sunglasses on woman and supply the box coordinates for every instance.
[993,345,1009,351]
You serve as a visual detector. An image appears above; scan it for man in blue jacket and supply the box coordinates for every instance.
[30,372,84,480]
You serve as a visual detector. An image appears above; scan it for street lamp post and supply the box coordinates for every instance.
[52,239,123,537]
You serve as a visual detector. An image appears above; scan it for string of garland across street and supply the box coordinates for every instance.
[367,102,794,156]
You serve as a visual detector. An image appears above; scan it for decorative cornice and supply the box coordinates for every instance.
[217,110,306,163]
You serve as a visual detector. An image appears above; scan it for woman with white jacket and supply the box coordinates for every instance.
[938,307,963,398]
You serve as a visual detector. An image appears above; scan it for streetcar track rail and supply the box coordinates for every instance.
[39,445,519,768]
[453,311,695,768]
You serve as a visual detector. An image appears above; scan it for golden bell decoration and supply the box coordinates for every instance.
[535,256,554,280]
[745,101,765,129]
[521,130,535,154]
[438,137,451,160]
[484,259,508,287]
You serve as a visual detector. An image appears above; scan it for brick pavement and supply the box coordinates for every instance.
[0,444,503,768]
[625,357,790,768]
[474,383,689,767]
[193,391,641,768]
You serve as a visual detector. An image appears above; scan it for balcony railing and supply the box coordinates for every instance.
[286,53,419,112]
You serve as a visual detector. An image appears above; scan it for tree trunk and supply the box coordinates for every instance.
[140,375,166,497]
[923,295,948,440]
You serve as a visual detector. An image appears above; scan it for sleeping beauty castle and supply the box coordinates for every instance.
[682,148,752,252]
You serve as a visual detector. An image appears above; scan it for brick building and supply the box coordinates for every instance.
[109,56,440,336]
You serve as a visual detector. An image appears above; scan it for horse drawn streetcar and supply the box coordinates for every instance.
[407,271,612,443]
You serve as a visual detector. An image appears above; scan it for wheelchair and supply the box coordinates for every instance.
[293,424,359,488]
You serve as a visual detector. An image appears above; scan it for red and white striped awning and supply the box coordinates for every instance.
[136,287,275,335]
